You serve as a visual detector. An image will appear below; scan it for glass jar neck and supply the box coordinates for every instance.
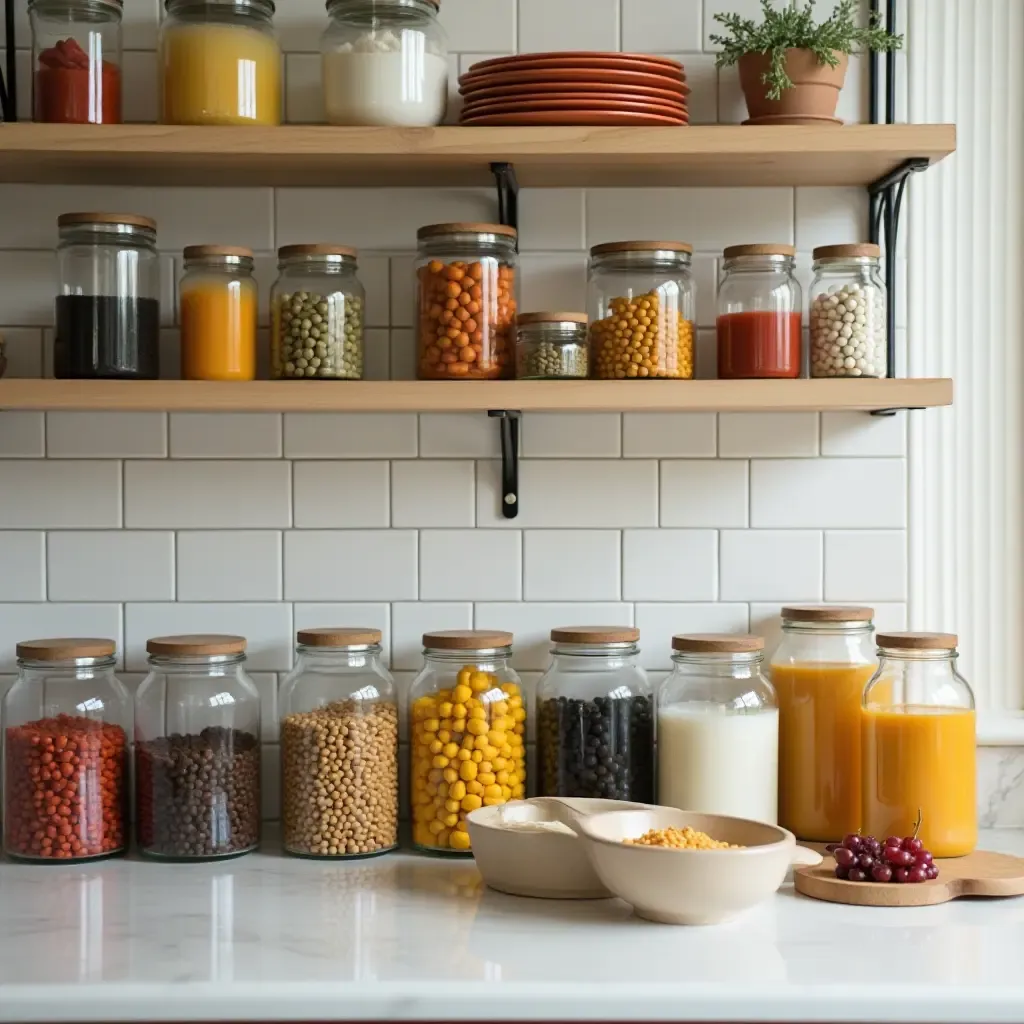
[518,322,587,345]
[184,255,254,274]
[327,0,437,21]
[165,0,275,26]
[813,256,880,273]
[423,647,511,667]
[551,641,638,659]
[722,255,795,274]
[147,653,247,671]
[878,647,958,665]
[18,655,117,672]
[781,620,874,637]
[30,0,123,21]
[59,224,156,248]
[278,255,357,275]
[590,250,691,273]
[296,643,383,668]
[419,234,516,261]
[671,651,764,671]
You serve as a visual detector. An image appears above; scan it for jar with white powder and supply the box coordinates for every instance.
[809,243,887,378]
[321,0,448,127]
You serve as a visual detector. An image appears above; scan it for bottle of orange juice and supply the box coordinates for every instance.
[771,606,877,842]
[861,632,976,857]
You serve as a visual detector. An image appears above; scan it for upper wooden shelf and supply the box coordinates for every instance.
[0,378,952,413]
[0,123,956,188]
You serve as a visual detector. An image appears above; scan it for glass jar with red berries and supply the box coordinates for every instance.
[2,637,132,862]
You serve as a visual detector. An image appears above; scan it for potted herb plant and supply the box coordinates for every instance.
[711,0,903,125]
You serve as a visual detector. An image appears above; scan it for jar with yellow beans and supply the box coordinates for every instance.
[587,240,696,380]
[409,630,526,854]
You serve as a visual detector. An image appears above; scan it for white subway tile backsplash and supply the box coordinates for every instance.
[518,254,588,313]
[634,603,750,670]
[703,0,788,49]
[122,51,159,123]
[718,413,819,457]
[519,0,619,50]
[0,412,44,457]
[177,531,282,601]
[664,54,718,126]
[293,603,391,666]
[622,0,702,51]
[0,605,123,671]
[518,192,587,251]
[820,411,907,457]
[751,458,905,528]
[284,53,323,123]
[438,0,517,51]
[293,461,390,528]
[0,328,44,378]
[48,531,175,601]
[419,413,499,458]
[661,459,748,527]
[169,413,282,458]
[720,530,823,602]
[249,673,279,742]
[391,602,473,670]
[392,460,475,527]
[389,255,416,329]
[623,529,717,601]
[523,530,620,600]
[0,532,45,601]
[521,413,621,458]
[284,413,418,458]
[420,530,521,600]
[284,530,417,601]
[47,412,167,458]
[623,413,717,457]
[824,530,907,602]
[0,252,57,324]
[795,188,870,252]
[0,461,122,528]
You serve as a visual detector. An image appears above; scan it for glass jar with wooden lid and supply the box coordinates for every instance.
[515,311,589,379]
[409,630,525,853]
[587,240,695,380]
[415,222,518,380]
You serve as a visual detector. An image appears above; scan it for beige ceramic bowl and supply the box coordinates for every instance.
[467,796,649,899]
[576,806,822,925]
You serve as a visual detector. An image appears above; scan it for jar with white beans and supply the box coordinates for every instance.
[809,244,887,378]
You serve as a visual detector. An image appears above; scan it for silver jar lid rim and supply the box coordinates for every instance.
[30,0,123,13]
[166,0,276,16]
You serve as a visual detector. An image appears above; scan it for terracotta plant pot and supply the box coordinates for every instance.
[738,48,848,121]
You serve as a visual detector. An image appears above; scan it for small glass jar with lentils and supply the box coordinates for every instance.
[134,634,261,860]
[587,240,695,380]
[270,244,365,380]
[410,630,526,853]
[515,311,589,379]
[537,627,654,802]
[416,222,517,380]
[279,628,399,859]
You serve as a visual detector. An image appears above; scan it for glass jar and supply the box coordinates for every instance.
[810,243,887,379]
[416,222,518,381]
[270,244,365,380]
[135,634,261,860]
[862,632,976,858]
[771,605,876,842]
[160,0,281,125]
[2,638,131,862]
[409,630,526,853]
[279,628,398,858]
[55,212,161,379]
[515,312,589,380]
[321,0,447,127]
[180,245,257,381]
[29,0,122,123]
[587,240,695,380]
[658,634,778,823]
[717,243,802,379]
[537,626,653,802]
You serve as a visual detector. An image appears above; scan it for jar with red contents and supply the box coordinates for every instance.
[716,244,803,379]
[2,638,131,862]
[29,0,123,124]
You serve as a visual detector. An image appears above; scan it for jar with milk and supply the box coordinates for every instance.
[657,634,779,824]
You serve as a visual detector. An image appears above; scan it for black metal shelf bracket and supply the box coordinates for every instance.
[490,162,519,238]
[488,409,520,519]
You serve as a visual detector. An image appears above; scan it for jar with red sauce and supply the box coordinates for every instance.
[29,0,123,124]
[716,244,803,379]
[2,638,131,862]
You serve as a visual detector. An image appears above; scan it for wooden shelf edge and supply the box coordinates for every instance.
[0,379,953,413]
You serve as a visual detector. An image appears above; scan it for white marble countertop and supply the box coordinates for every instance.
[3,828,1024,1023]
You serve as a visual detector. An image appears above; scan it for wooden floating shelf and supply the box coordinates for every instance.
[0,378,953,413]
[0,123,956,188]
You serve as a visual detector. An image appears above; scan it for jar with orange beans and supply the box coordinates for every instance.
[415,222,517,380]
[409,630,526,854]
[2,637,132,862]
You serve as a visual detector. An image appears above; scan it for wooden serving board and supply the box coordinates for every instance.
[794,849,1024,906]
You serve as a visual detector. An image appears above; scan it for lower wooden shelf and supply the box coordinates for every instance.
[0,378,952,413]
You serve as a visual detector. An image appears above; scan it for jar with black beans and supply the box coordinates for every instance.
[134,634,261,860]
[537,626,654,803]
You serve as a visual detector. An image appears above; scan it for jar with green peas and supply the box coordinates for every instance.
[515,311,589,379]
[270,244,365,380]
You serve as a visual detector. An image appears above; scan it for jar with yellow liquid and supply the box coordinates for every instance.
[771,606,876,842]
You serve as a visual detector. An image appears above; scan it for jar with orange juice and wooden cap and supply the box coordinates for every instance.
[861,632,976,858]
[771,605,877,843]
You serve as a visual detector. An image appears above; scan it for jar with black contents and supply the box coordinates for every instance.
[279,628,398,858]
[3,638,131,862]
[515,311,589,379]
[537,626,654,802]
[134,634,261,860]
[55,212,160,379]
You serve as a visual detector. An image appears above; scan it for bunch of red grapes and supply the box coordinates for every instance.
[826,818,938,884]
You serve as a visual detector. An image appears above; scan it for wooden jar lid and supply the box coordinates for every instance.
[550,625,639,644]
[58,212,155,231]
[146,634,247,656]
[278,243,358,260]
[590,240,693,256]
[516,311,589,325]
[417,222,517,239]
[183,245,254,259]
[781,605,874,622]
[297,627,382,647]
[813,243,882,260]
[876,631,958,650]
[723,243,796,258]
[422,629,513,650]
[672,633,764,653]
[16,637,116,661]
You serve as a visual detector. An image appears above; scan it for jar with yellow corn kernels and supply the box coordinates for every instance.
[409,630,526,854]
[587,240,696,380]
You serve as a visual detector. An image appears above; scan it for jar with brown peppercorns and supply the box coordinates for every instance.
[587,240,696,380]
[415,222,517,380]
[2,637,132,862]
[279,628,399,859]
[134,634,261,860]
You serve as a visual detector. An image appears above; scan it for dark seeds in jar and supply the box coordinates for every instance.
[272,290,363,379]
[517,340,588,379]
[539,695,654,801]
[135,727,260,858]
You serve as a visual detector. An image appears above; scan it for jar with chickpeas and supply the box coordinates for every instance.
[415,222,517,380]
[279,628,399,859]
[409,630,527,854]
[587,240,696,380]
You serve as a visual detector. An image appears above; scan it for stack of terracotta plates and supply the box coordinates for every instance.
[458,52,689,126]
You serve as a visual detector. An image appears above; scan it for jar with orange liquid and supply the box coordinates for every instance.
[862,632,976,857]
[180,245,257,381]
[771,605,876,842]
